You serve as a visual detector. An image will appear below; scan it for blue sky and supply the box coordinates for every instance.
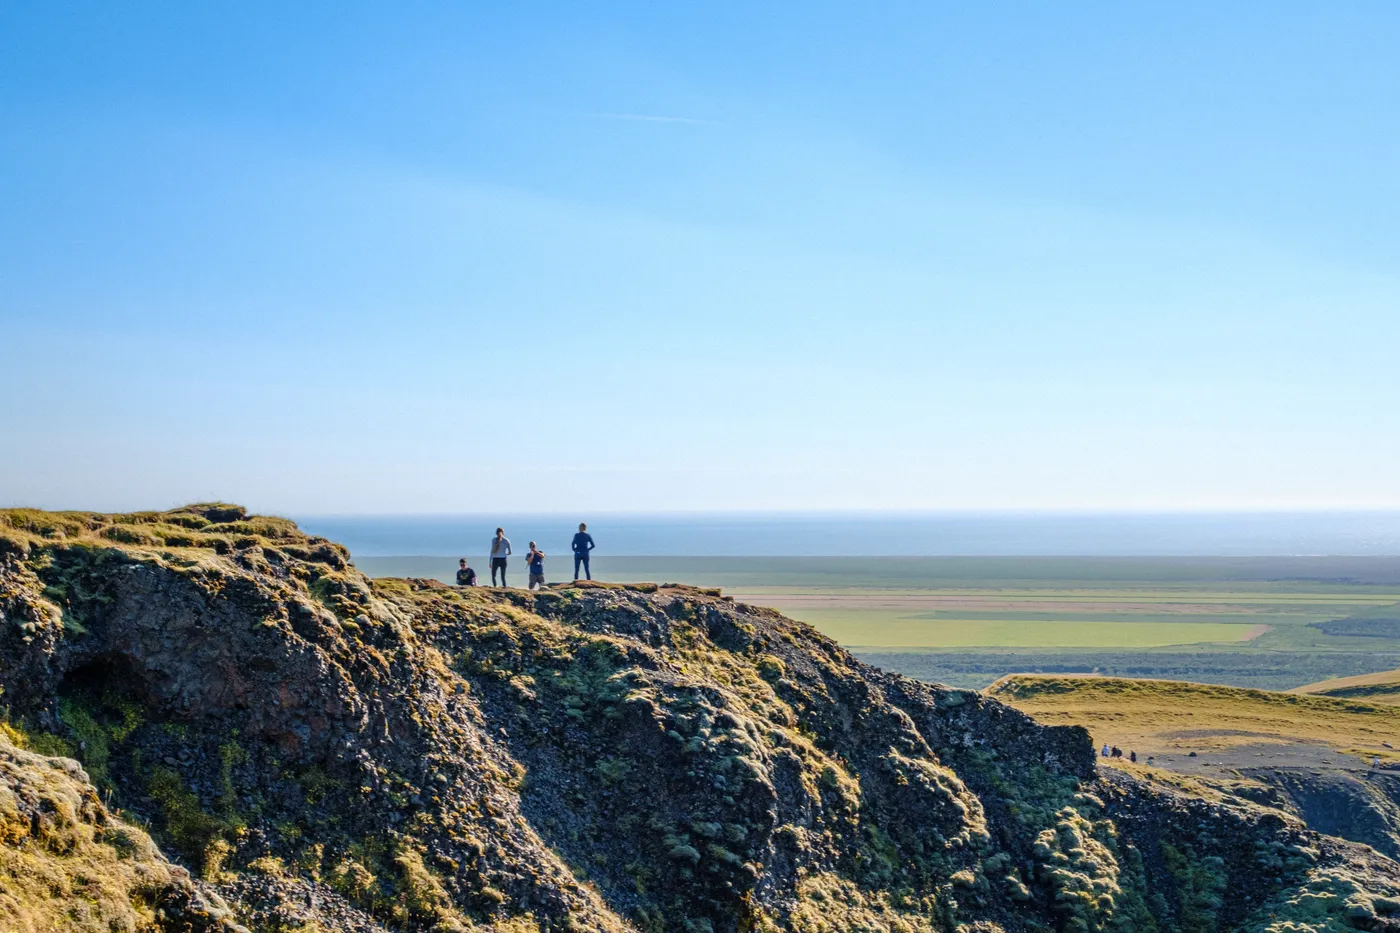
[3,2,1398,513]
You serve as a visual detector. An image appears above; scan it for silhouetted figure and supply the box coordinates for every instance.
[1129,750,1137,763]
[1111,746,1123,759]
[456,558,477,586]
[572,523,595,580]
[490,528,512,586]
[527,542,546,591]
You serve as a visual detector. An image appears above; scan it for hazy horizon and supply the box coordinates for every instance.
[297,510,1400,558]
[295,507,1400,518]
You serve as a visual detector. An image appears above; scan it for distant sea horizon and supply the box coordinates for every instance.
[294,511,1400,558]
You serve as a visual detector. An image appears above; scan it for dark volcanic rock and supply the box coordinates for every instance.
[1,505,1399,932]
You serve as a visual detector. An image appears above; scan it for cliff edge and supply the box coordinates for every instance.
[2,505,1398,932]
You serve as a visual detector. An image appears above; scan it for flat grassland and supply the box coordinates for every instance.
[357,555,1400,691]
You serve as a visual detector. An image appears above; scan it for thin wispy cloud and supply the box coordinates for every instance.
[594,112,715,125]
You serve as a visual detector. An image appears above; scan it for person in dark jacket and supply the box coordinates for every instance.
[455,558,477,586]
[526,542,546,590]
[572,523,595,580]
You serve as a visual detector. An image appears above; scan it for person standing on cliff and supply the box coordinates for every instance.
[526,541,546,590]
[456,558,477,586]
[572,522,595,580]
[490,527,512,586]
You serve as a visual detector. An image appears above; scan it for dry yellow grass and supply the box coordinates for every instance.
[985,674,1400,763]
[0,730,207,932]
[1293,668,1400,706]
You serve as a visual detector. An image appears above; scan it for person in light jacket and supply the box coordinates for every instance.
[490,528,512,586]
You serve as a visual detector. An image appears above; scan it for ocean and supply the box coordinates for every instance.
[294,511,1400,559]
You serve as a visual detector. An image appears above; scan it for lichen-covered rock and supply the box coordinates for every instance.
[0,729,244,932]
[1,505,1398,932]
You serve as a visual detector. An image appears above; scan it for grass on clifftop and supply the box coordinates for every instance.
[986,674,1400,764]
[0,504,310,555]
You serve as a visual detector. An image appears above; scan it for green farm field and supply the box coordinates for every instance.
[357,555,1400,691]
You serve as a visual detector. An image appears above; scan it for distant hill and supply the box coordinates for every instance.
[1294,668,1400,706]
[988,673,1400,861]
[985,674,1400,761]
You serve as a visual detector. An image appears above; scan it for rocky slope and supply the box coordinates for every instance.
[0,727,243,932]
[986,674,1400,864]
[2,505,1399,932]
[1248,769,1400,863]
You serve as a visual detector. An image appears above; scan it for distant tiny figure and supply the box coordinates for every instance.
[1111,746,1122,759]
[1129,750,1137,763]
[1147,756,1155,766]
[1374,756,1382,770]
[572,523,596,580]
[1101,744,1110,758]
[490,528,512,586]
[455,558,477,586]
[527,542,546,591]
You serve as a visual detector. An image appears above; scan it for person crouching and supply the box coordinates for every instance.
[456,558,477,586]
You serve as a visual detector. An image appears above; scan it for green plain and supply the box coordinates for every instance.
[795,613,1264,649]
[357,554,1400,690]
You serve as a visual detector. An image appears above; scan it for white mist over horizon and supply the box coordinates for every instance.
[294,511,1400,558]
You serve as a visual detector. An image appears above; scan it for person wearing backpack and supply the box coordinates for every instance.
[571,523,596,580]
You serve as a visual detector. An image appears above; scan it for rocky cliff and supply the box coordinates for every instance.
[2,505,1398,932]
